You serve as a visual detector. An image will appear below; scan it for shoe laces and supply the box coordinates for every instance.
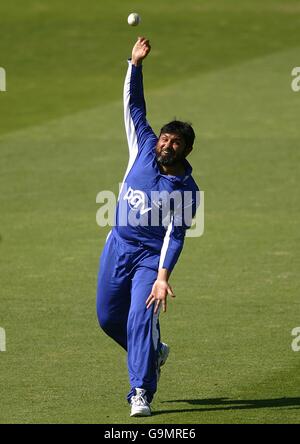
[132,389,148,406]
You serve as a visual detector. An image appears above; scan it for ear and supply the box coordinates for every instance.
[184,146,193,157]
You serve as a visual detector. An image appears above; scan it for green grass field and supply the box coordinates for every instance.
[1,0,300,424]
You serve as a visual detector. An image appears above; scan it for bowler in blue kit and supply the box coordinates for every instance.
[96,37,200,417]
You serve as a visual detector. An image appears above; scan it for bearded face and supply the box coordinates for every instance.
[155,133,187,166]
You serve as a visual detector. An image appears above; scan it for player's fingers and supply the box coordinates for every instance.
[141,38,150,49]
[167,285,176,298]
[154,299,161,315]
[162,298,167,313]
[146,294,155,309]
[146,297,153,308]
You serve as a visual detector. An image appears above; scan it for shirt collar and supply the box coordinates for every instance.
[160,159,193,184]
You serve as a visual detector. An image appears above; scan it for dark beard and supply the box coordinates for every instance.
[156,150,177,166]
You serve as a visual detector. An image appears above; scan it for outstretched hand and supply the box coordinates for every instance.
[131,36,151,66]
[146,279,176,314]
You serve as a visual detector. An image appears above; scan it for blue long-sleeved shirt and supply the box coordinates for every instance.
[114,61,200,272]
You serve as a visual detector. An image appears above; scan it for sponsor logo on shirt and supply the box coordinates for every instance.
[96,184,204,237]
[123,187,152,214]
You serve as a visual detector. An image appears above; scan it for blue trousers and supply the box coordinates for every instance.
[96,230,161,403]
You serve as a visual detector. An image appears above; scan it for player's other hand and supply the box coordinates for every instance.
[131,37,151,66]
[146,279,176,314]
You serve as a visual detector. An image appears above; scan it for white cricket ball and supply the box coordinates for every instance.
[127,13,141,26]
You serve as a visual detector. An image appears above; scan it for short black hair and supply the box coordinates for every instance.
[160,120,195,149]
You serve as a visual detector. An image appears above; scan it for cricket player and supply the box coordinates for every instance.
[96,37,200,417]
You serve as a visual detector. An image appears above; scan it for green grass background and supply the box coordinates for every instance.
[1,0,300,424]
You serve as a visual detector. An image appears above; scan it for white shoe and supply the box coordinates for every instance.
[157,342,170,381]
[130,388,151,417]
